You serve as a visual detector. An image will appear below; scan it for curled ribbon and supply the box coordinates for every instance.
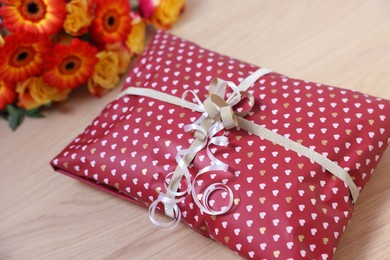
[147,77,251,228]
[119,68,360,229]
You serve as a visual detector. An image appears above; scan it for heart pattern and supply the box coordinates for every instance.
[51,31,390,259]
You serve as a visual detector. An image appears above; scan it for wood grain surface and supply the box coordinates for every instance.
[1,1,389,259]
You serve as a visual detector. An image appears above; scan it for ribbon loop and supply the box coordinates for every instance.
[220,106,238,129]
[203,96,220,120]
[234,91,255,117]
[203,80,256,131]
[148,192,182,230]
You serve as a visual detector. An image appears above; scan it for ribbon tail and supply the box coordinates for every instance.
[120,87,205,112]
[237,68,272,91]
[164,117,214,217]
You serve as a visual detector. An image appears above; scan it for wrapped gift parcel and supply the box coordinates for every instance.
[51,30,390,259]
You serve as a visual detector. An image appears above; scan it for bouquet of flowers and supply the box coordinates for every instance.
[0,0,185,129]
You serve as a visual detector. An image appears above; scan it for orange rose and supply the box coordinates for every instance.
[88,50,121,96]
[64,0,94,36]
[0,80,16,110]
[125,12,146,56]
[105,42,131,74]
[16,77,71,110]
[140,0,185,29]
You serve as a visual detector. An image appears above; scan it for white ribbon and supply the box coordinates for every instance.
[148,192,182,230]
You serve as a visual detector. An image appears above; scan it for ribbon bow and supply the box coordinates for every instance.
[119,68,359,230]
[203,77,255,129]
[148,71,263,230]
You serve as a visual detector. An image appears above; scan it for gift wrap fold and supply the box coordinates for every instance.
[51,30,390,259]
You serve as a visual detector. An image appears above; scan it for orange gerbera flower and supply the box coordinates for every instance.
[43,38,98,90]
[0,80,17,110]
[0,33,51,82]
[0,0,66,35]
[90,0,132,44]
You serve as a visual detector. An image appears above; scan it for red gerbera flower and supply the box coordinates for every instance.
[0,80,17,110]
[0,33,51,82]
[0,0,66,35]
[90,0,132,44]
[43,38,98,90]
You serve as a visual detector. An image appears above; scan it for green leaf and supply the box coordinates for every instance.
[24,107,40,114]
[6,104,19,115]
[4,104,46,130]
[24,107,44,118]
[27,113,44,118]
[9,111,24,130]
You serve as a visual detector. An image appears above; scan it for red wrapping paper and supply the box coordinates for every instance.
[51,31,390,259]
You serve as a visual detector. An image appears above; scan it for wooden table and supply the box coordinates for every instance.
[1,0,389,259]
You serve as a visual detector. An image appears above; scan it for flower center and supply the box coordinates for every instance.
[103,11,119,32]
[18,51,29,61]
[20,0,46,22]
[60,56,81,75]
[10,46,36,68]
[108,16,115,26]
[27,2,39,14]
[65,62,76,71]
